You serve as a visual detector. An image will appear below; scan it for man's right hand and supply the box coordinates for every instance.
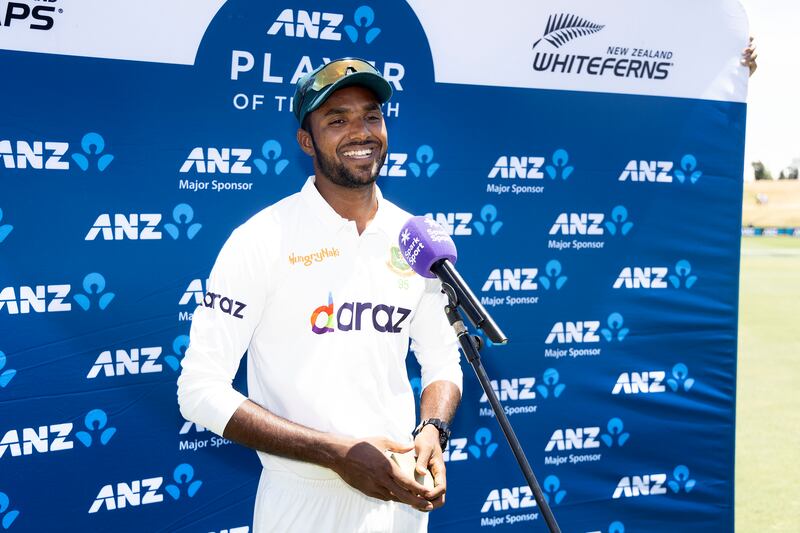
[331,436,435,512]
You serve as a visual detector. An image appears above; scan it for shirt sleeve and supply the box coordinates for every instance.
[176,223,271,437]
[409,278,463,393]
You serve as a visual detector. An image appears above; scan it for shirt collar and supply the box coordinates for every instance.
[300,176,392,237]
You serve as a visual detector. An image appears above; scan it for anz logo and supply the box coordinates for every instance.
[545,418,629,453]
[424,212,472,236]
[480,378,536,403]
[614,465,696,499]
[89,463,202,514]
[85,204,202,241]
[613,259,698,289]
[425,205,503,237]
[488,149,574,180]
[612,363,696,395]
[483,260,567,293]
[443,428,499,463]
[378,153,408,177]
[0,273,115,315]
[549,205,633,236]
[618,154,702,184]
[481,268,538,292]
[0,132,114,172]
[267,5,381,44]
[180,140,289,176]
[0,409,116,459]
[546,312,629,344]
[86,335,189,379]
[481,486,536,513]
[180,279,207,306]
[382,146,440,178]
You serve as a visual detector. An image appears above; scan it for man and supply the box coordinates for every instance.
[177,58,462,533]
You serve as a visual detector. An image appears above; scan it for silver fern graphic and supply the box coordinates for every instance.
[533,13,604,49]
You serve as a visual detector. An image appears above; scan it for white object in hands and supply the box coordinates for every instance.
[386,449,435,491]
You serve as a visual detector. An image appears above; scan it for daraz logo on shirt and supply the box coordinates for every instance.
[309,292,411,335]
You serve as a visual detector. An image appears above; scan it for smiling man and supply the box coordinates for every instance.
[177,58,463,533]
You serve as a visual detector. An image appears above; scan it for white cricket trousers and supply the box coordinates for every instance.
[253,468,429,533]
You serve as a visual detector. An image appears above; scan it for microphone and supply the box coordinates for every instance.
[398,216,508,344]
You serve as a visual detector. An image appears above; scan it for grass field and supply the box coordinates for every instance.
[736,236,800,531]
[742,180,800,227]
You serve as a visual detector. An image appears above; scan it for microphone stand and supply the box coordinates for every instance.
[441,285,561,533]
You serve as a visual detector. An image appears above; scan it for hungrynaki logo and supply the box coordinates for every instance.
[309,292,411,335]
[532,13,674,81]
[0,1,62,31]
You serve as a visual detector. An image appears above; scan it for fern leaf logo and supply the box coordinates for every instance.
[533,13,605,50]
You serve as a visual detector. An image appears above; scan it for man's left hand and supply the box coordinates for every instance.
[414,425,447,509]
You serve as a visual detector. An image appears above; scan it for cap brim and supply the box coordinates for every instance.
[302,72,393,121]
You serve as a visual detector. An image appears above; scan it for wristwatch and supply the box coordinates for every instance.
[412,418,451,451]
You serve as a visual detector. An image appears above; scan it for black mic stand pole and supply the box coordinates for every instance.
[442,285,561,533]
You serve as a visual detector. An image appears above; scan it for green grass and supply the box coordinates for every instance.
[736,237,800,531]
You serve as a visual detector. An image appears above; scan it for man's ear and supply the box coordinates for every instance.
[296,127,315,157]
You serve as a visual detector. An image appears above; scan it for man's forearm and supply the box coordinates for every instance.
[419,380,461,422]
[222,399,351,469]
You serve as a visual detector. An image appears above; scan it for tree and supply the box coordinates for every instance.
[752,161,773,180]
[778,166,798,180]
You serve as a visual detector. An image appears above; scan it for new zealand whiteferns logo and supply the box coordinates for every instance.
[532,13,604,50]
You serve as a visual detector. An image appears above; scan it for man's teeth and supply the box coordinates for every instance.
[342,149,373,157]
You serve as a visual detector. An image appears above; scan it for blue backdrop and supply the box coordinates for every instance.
[0,1,746,532]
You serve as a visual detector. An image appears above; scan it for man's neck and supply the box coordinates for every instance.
[313,176,378,235]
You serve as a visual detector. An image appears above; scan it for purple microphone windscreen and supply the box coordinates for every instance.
[398,216,458,278]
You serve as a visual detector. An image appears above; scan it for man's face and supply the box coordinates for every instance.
[302,85,388,189]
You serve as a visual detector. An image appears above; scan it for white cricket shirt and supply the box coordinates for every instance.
[177,176,462,476]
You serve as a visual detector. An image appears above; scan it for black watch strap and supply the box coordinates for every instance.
[412,418,451,450]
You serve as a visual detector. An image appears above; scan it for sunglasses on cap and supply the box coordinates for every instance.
[304,58,380,93]
[294,58,392,124]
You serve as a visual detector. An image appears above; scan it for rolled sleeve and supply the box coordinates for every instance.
[177,224,270,437]
[409,278,463,393]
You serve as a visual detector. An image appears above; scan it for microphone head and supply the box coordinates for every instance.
[398,216,458,278]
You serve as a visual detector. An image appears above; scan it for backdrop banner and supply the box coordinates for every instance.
[0,1,747,531]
